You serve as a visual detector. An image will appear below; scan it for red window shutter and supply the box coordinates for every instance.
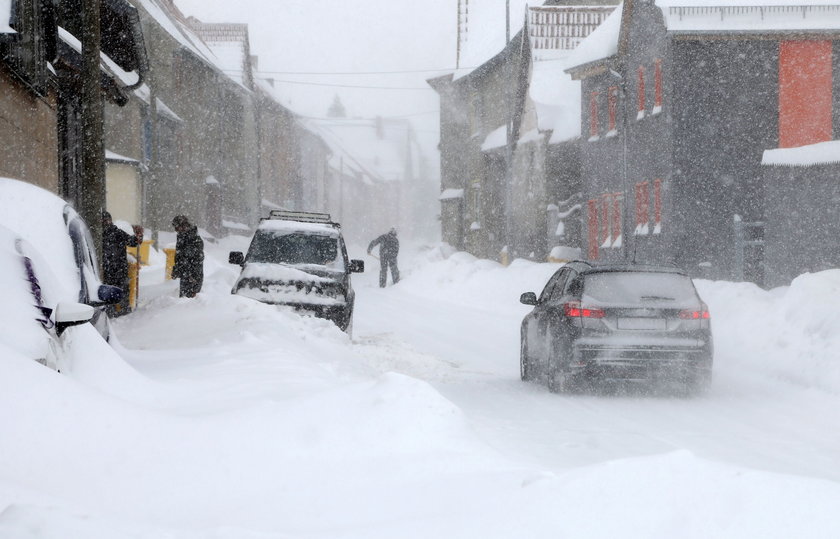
[637,66,646,113]
[654,59,663,108]
[654,179,662,226]
[589,91,600,137]
[587,199,599,260]
[612,193,622,242]
[608,86,618,131]
[640,181,649,226]
[601,194,610,243]
[779,40,833,148]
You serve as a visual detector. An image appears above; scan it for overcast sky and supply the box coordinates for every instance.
[174,0,458,160]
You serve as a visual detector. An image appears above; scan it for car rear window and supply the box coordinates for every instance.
[582,271,698,305]
[247,231,339,266]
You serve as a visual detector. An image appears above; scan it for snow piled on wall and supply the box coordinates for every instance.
[762,140,840,167]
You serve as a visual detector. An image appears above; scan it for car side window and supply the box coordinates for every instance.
[550,269,573,301]
[538,269,567,303]
[560,270,579,297]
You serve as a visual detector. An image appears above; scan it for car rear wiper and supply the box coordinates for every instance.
[640,295,675,301]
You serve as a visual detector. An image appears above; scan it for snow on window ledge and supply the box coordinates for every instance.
[653,223,662,234]
[634,223,650,235]
[636,110,646,121]
[600,236,613,249]
[612,235,623,248]
[605,129,618,138]
[588,134,601,142]
[651,105,662,115]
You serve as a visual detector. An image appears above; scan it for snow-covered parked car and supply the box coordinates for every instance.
[229,211,364,332]
[520,261,713,394]
[0,178,122,342]
[0,222,119,371]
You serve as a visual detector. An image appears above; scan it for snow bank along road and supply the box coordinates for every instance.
[1,240,839,538]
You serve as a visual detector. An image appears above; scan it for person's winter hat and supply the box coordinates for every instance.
[172,215,190,228]
[102,211,112,222]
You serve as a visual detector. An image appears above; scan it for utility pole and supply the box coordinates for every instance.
[80,0,105,259]
[503,0,513,256]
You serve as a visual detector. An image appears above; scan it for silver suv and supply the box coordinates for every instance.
[229,211,364,332]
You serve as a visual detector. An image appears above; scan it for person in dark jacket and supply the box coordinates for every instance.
[171,215,204,298]
[102,212,143,316]
[367,227,400,288]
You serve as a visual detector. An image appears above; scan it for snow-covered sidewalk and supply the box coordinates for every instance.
[1,241,839,538]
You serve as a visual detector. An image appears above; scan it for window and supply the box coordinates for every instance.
[636,66,646,119]
[653,179,663,234]
[589,90,600,139]
[779,40,832,148]
[607,86,618,134]
[0,0,52,95]
[600,194,611,248]
[634,181,649,235]
[587,199,599,260]
[612,193,623,246]
[653,59,663,113]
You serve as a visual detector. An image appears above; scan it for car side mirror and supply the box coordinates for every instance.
[54,301,95,336]
[520,292,538,305]
[349,259,365,273]
[96,284,123,306]
[229,251,245,265]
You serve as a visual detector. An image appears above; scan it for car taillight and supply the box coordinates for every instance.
[563,301,605,318]
[678,305,710,319]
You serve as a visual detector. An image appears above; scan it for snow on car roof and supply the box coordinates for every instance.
[257,218,340,236]
[0,178,80,301]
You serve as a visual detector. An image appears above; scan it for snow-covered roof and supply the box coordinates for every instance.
[57,26,141,87]
[657,1,840,32]
[762,140,840,167]
[105,150,140,164]
[133,84,183,123]
[186,20,252,91]
[134,0,216,63]
[1,0,15,34]
[481,125,508,152]
[454,0,532,80]
[566,4,624,68]
[439,188,465,200]
[134,0,250,91]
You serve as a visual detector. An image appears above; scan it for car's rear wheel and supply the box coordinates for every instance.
[547,337,573,393]
[520,332,534,382]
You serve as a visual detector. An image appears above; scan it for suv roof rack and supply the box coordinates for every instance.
[266,210,338,226]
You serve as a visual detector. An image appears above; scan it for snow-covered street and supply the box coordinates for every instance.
[2,242,840,538]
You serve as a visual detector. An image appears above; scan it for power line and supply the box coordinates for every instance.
[255,77,435,91]
[225,66,476,76]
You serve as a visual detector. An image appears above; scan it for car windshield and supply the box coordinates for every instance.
[582,272,697,305]
[247,231,341,267]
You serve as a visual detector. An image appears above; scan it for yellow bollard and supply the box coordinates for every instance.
[164,247,176,280]
[499,247,510,267]
[138,239,154,265]
[128,259,139,310]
